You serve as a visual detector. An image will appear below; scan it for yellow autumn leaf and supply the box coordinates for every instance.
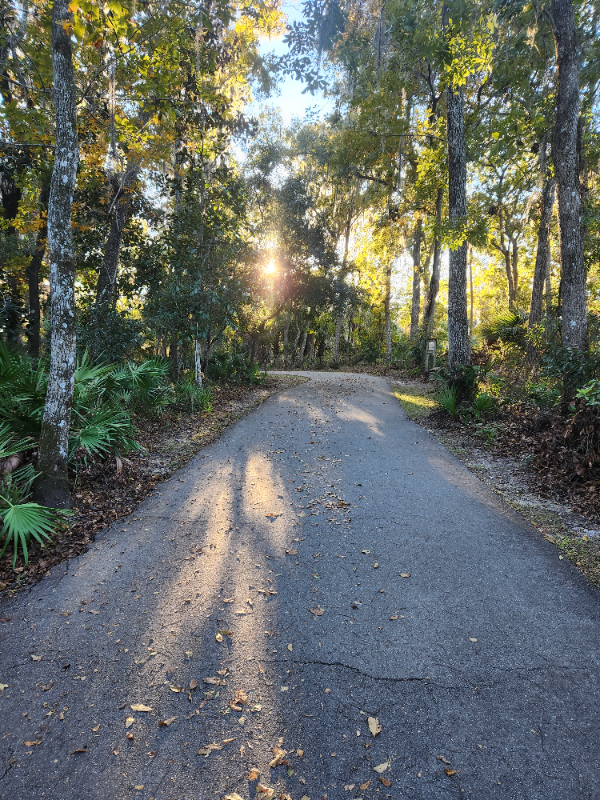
[130,704,152,712]
[368,716,382,736]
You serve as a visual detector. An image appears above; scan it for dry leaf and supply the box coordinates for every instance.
[368,716,382,737]
[169,684,183,693]
[0,684,7,691]
[360,780,371,790]
[224,795,244,800]
[31,655,41,662]
[373,759,390,773]
[379,777,392,787]
[125,716,135,728]
[285,548,298,555]
[256,785,275,798]
[92,725,100,732]
[309,607,324,616]
[361,549,370,554]
[469,637,478,642]
[389,615,398,620]
[24,740,42,747]
[400,573,411,578]
[296,748,304,758]
[203,676,226,686]
[215,633,223,643]
[436,755,451,764]
[248,768,260,780]
[445,768,458,776]
[134,786,145,791]
[158,717,178,727]
[269,746,287,767]
[344,785,355,791]
[130,704,152,712]
[125,732,134,740]
[197,743,223,756]
[287,643,293,651]
[265,513,282,519]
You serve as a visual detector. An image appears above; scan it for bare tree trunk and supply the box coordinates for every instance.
[26,182,50,360]
[298,331,307,364]
[551,0,586,354]
[511,237,519,302]
[527,170,556,366]
[446,79,470,367]
[545,243,553,312]
[422,188,443,353]
[333,316,342,363]
[169,331,178,381]
[410,219,422,342]
[95,178,135,307]
[34,0,79,508]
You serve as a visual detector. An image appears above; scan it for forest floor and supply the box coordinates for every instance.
[0,374,306,596]
[0,371,598,800]
[391,380,600,588]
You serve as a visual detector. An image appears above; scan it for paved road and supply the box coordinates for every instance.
[1,372,599,800]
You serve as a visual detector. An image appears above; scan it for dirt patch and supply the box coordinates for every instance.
[0,375,305,595]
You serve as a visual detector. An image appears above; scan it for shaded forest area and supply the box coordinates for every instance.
[1,0,599,576]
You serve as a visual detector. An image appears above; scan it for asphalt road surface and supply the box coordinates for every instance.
[1,372,599,800]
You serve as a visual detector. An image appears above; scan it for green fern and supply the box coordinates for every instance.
[437,385,459,417]
[0,500,67,567]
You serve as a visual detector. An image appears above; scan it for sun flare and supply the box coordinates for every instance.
[263,259,277,276]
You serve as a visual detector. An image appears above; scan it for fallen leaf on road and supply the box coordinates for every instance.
[197,743,223,756]
[223,737,237,744]
[72,747,87,754]
[88,609,100,615]
[224,794,244,800]
[265,513,282,520]
[379,777,392,787]
[285,548,298,555]
[287,643,293,651]
[248,768,260,780]
[125,716,135,728]
[203,676,226,686]
[389,615,398,620]
[230,689,248,711]
[215,633,223,642]
[368,717,382,737]
[159,717,178,727]
[256,785,275,798]
[31,655,41,661]
[296,748,304,757]
[250,703,262,712]
[373,759,390,773]
[188,679,198,701]
[436,756,451,764]
[372,562,379,569]
[0,684,7,691]
[400,573,411,578]
[169,684,183,692]
[469,637,478,642]
[125,732,134,740]
[269,746,287,767]
[309,607,324,616]
[134,786,144,791]
[445,768,458,776]
[360,780,371,790]
[361,550,370,554]
[130,704,152,712]
[92,725,99,732]
[344,785,355,791]
[24,740,42,746]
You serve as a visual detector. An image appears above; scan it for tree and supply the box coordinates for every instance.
[34,0,80,508]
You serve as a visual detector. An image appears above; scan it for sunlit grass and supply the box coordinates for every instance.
[392,384,438,420]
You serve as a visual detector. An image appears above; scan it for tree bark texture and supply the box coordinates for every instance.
[410,218,422,342]
[95,179,134,307]
[527,173,556,366]
[446,82,470,367]
[35,0,79,508]
[551,0,587,350]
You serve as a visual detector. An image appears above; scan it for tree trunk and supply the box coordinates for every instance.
[410,219,422,342]
[527,172,556,366]
[468,245,474,344]
[95,186,132,307]
[511,237,519,302]
[34,0,79,508]
[298,330,307,364]
[445,81,470,367]
[422,187,443,352]
[551,0,586,352]
[26,182,51,361]
[169,331,178,381]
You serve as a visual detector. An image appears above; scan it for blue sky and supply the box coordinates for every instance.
[254,0,332,123]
